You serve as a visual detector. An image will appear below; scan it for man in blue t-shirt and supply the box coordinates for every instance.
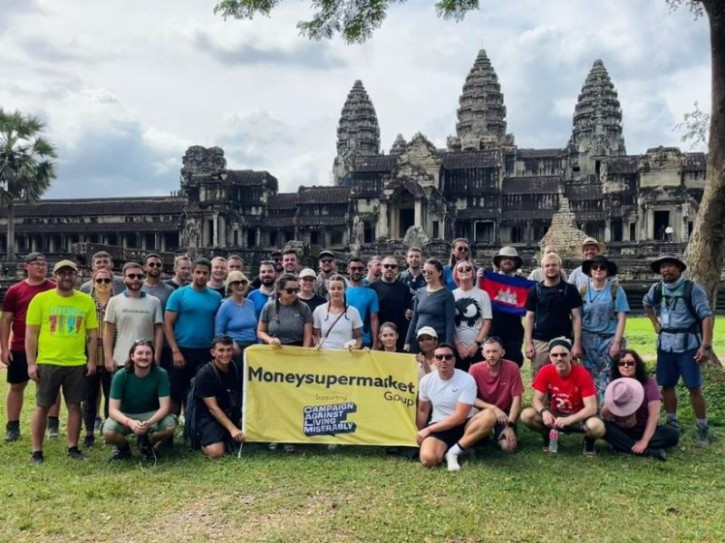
[346,257,379,348]
[247,261,276,317]
[164,258,222,414]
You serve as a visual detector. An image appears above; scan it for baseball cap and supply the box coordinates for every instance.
[53,260,78,273]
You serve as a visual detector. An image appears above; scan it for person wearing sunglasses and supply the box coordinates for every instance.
[214,270,257,360]
[79,250,126,295]
[346,257,380,349]
[417,343,496,472]
[404,258,455,352]
[369,256,413,352]
[297,268,327,315]
[567,237,610,289]
[314,250,338,298]
[258,274,313,348]
[452,260,491,371]
[601,350,679,461]
[579,255,629,402]
[521,337,604,456]
[443,238,472,290]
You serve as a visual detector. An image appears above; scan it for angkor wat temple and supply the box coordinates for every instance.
[0,50,706,260]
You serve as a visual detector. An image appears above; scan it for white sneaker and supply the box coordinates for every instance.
[268,443,278,450]
[446,452,461,472]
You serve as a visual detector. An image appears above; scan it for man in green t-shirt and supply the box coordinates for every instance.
[102,339,176,461]
[25,260,99,465]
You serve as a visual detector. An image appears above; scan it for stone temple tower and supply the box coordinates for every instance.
[333,80,380,183]
[452,49,508,151]
[569,59,626,175]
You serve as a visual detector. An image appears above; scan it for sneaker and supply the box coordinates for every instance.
[582,438,596,457]
[109,444,132,461]
[137,434,155,461]
[283,444,296,453]
[94,417,103,434]
[327,444,338,451]
[268,443,278,451]
[666,419,682,434]
[445,452,461,472]
[82,435,95,449]
[30,451,44,466]
[68,446,87,461]
[5,424,20,442]
[696,425,710,448]
[47,418,60,439]
[647,448,667,462]
[541,433,550,452]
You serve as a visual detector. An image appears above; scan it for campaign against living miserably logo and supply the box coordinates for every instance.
[303,402,358,437]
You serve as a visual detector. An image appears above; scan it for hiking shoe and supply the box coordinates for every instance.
[5,424,20,442]
[445,452,461,472]
[109,445,132,461]
[94,417,103,434]
[137,434,155,461]
[666,419,682,435]
[268,443,278,451]
[30,451,44,465]
[68,446,87,461]
[327,444,338,451]
[582,438,596,457]
[283,444,296,453]
[696,425,710,448]
[47,418,60,438]
[82,435,95,449]
[647,448,667,462]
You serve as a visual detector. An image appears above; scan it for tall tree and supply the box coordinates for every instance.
[0,109,57,261]
[217,0,724,307]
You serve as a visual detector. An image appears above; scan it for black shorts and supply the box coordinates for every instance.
[426,422,467,449]
[484,422,518,444]
[197,417,230,448]
[159,346,174,372]
[6,350,29,384]
[37,364,87,407]
[169,347,211,402]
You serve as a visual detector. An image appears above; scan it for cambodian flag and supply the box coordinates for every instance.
[479,271,536,316]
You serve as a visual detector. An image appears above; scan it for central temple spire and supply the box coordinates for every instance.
[454,49,507,150]
[336,80,380,156]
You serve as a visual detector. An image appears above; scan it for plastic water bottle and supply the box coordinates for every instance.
[548,429,559,454]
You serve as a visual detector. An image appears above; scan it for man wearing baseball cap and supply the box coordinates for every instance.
[643,254,713,447]
[315,250,337,298]
[25,260,99,464]
[1,253,59,442]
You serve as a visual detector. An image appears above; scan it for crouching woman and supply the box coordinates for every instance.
[102,340,177,460]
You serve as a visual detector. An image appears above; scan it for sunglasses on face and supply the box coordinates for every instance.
[455,247,469,252]
[320,258,333,264]
[457,266,472,273]
[95,278,112,284]
[591,264,607,271]
[231,280,248,287]
[434,354,454,361]
[349,266,365,272]
[146,262,162,268]
[618,360,636,367]
[282,288,299,294]
[126,274,144,280]
[550,352,568,358]
[383,264,398,269]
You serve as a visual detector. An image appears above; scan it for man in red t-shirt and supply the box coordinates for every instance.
[468,337,523,452]
[521,337,604,455]
[1,253,58,441]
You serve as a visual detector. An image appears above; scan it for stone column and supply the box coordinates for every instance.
[604,220,611,243]
[377,201,389,238]
[414,200,422,228]
[646,208,654,240]
[212,213,219,247]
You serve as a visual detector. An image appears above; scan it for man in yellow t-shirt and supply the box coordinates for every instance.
[25,260,98,465]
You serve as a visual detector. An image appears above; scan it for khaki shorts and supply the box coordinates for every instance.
[36,364,87,407]
[531,340,552,379]
[102,411,178,437]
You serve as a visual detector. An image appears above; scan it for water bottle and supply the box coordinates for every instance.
[548,428,559,454]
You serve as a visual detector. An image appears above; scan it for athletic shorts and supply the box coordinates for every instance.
[656,348,702,389]
[169,347,211,402]
[36,364,87,407]
[197,417,234,448]
[6,350,29,384]
[426,421,468,449]
[102,411,178,436]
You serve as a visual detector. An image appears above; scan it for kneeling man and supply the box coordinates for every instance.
[417,343,496,471]
[521,337,605,455]
[468,337,524,452]
[193,335,244,458]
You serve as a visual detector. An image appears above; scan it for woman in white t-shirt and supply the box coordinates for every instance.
[452,260,492,371]
[313,275,362,350]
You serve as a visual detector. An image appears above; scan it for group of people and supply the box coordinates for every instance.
[0,236,714,469]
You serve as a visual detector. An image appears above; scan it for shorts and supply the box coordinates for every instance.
[169,347,211,402]
[36,364,87,407]
[657,348,702,389]
[102,411,178,436]
[6,350,29,384]
[159,346,174,372]
[425,421,467,449]
[197,417,233,448]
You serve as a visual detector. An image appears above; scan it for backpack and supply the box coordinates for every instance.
[580,282,619,316]
[650,279,701,335]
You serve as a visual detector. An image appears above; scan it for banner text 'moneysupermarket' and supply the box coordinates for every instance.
[247,366,415,393]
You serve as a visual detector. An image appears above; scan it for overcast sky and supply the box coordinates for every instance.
[0,0,711,199]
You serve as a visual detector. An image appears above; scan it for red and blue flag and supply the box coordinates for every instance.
[479,271,536,316]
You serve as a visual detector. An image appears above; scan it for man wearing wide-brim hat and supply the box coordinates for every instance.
[568,237,608,289]
[642,253,713,447]
[488,246,526,367]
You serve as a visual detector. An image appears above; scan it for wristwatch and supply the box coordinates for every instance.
[506,421,515,428]
[702,344,712,351]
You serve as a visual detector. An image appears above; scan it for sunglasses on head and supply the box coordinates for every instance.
[434,353,454,361]
[95,278,112,284]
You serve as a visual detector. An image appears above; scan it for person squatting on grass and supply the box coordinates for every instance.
[416,343,497,472]
[102,340,177,461]
[520,337,605,456]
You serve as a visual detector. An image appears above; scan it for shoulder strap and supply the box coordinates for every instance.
[324,309,346,339]
[651,280,663,307]
[579,284,588,298]
[683,280,697,320]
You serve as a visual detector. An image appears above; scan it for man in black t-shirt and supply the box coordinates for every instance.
[523,253,582,378]
[193,335,244,458]
[370,256,413,351]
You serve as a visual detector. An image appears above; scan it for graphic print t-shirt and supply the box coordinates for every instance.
[453,287,492,346]
[26,290,99,366]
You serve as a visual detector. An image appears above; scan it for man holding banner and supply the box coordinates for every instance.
[417,343,496,472]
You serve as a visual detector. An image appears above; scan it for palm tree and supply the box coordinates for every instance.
[0,109,57,261]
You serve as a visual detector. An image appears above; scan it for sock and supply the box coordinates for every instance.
[666,413,678,422]
[48,416,59,423]
[7,420,19,429]
[447,443,464,456]
[696,419,708,428]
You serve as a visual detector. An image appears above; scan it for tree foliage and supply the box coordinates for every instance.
[0,109,56,260]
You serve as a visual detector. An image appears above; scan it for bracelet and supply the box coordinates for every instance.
[124,417,131,428]
[538,407,549,417]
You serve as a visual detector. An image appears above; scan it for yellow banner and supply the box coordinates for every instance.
[243,345,418,446]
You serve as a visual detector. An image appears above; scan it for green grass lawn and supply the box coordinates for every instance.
[1,317,724,542]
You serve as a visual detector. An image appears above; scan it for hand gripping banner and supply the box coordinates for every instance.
[243,345,418,446]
